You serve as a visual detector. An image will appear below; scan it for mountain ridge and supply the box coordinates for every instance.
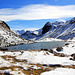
[17,17,75,41]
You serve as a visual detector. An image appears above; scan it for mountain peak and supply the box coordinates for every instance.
[44,22,52,26]
[0,20,10,30]
[42,22,52,34]
[69,17,75,24]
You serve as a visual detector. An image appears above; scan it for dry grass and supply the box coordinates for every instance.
[0,64,75,75]
[0,65,51,75]
[1,55,27,63]
[27,50,41,52]
[0,50,75,75]
[62,65,75,69]
[22,68,50,75]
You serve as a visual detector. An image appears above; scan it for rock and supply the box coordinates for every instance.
[71,53,75,60]
[48,64,61,67]
[42,22,52,34]
[56,47,63,52]
[53,51,67,57]
[58,53,67,57]
[65,43,69,46]
[71,53,75,57]
[69,58,73,60]
[20,51,24,54]
[3,72,11,75]
[49,49,53,53]
[42,64,47,66]
[72,46,74,47]
[0,47,8,51]
[41,49,48,51]
[46,52,49,55]
[41,48,43,51]
[0,21,10,30]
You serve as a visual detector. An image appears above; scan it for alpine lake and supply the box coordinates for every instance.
[6,41,65,51]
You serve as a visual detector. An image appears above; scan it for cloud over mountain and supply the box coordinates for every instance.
[0,4,75,21]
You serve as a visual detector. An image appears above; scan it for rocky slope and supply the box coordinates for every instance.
[0,20,33,47]
[18,17,75,41]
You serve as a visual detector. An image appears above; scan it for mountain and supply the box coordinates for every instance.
[40,18,75,40]
[19,17,75,41]
[16,29,42,40]
[0,20,33,47]
[16,30,25,35]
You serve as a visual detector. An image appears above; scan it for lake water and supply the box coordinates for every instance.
[7,41,65,51]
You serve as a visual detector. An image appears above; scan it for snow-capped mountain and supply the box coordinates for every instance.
[16,30,25,35]
[19,17,75,41]
[42,18,75,40]
[0,20,33,47]
[16,29,42,40]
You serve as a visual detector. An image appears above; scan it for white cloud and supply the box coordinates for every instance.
[24,28,39,31]
[12,28,39,31]
[0,4,75,21]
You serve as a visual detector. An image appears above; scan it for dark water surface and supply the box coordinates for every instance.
[6,41,65,51]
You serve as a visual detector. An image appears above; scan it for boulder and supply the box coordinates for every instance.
[71,53,75,60]
[56,47,63,52]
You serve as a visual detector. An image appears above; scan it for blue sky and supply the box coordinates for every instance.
[0,0,75,30]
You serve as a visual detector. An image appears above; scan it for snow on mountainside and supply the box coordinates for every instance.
[16,30,25,35]
[17,29,42,40]
[0,20,33,47]
[19,17,75,41]
[35,38,63,42]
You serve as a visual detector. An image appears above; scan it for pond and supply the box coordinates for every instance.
[6,41,65,51]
